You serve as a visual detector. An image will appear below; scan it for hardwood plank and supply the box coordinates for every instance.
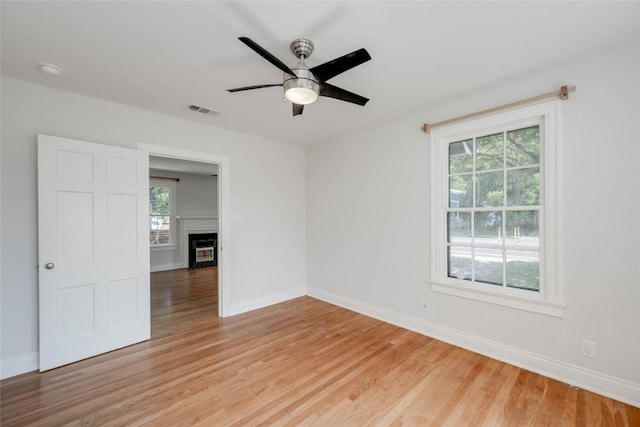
[1,267,638,426]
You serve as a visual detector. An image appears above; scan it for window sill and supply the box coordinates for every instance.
[429,280,565,318]
[150,245,177,252]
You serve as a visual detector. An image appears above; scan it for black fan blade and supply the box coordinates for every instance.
[310,48,371,82]
[227,83,282,93]
[239,37,296,76]
[319,83,369,106]
[292,103,304,116]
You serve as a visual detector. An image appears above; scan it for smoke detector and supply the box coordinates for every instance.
[38,63,62,76]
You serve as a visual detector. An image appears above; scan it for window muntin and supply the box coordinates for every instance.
[430,102,563,317]
[149,183,173,247]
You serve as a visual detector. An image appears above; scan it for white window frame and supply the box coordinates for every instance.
[149,179,176,250]
[429,101,564,317]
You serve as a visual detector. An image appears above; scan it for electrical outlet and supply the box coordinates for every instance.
[581,339,597,358]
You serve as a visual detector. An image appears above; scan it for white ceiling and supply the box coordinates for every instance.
[1,1,638,145]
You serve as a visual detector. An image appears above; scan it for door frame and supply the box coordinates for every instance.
[138,142,231,317]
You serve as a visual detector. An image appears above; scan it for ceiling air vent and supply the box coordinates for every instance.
[188,104,221,116]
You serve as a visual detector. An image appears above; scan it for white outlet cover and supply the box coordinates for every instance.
[581,339,597,358]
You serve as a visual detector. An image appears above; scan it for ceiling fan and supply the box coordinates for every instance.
[227,37,371,116]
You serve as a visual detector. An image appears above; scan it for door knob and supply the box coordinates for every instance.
[45,263,55,270]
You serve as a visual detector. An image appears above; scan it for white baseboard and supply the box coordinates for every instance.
[1,352,38,379]
[307,287,640,408]
[150,263,182,273]
[226,287,307,317]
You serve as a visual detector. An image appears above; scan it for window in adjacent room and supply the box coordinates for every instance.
[429,101,564,317]
[149,179,176,248]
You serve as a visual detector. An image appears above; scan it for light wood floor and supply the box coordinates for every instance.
[2,268,638,426]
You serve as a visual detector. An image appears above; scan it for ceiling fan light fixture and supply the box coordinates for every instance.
[285,86,318,105]
[283,75,319,105]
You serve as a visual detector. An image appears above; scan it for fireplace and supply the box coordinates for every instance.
[188,233,217,269]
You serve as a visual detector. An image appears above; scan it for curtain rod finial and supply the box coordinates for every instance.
[422,123,431,133]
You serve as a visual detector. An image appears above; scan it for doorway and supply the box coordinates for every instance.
[138,143,230,317]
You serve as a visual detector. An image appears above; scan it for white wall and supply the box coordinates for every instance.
[0,77,306,377]
[307,42,640,406]
[175,173,218,217]
[149,169,218,271]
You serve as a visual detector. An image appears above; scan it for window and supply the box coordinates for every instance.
[149,180,176,248]
[429,102,564,317]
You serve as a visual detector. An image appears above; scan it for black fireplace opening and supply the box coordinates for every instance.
[188,233,217,269]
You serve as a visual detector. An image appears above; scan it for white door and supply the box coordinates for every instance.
[38,134,150,371]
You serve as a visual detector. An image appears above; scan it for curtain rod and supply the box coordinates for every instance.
[150,175,180,182]
[421,85,576,134]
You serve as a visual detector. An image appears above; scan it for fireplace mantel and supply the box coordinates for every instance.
[177,216,218,268]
